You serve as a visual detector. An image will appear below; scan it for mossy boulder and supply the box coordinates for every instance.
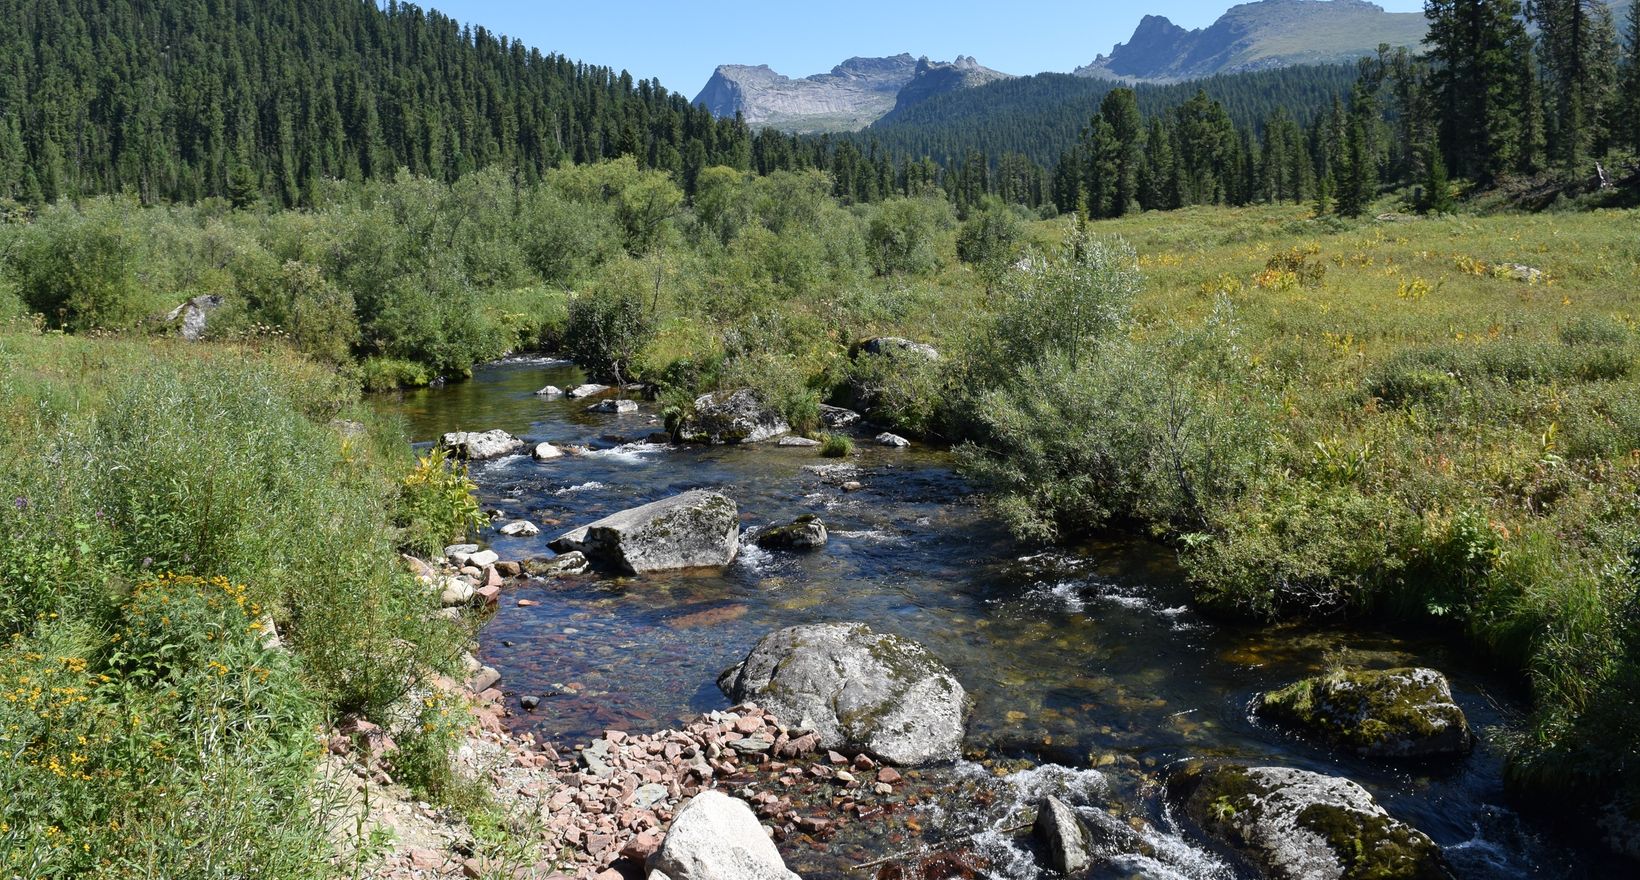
[1170,763,1451,880]
[1255,668,1473,759]
[718,622,969,766]
[680,389,789,444]
[754,515,828,551]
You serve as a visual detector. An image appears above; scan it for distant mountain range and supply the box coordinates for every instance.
[692,54,1009,134]
[695,0,1635,132]
[1076,0,1427,82]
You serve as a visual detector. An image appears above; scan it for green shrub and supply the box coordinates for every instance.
[841,345,946,438]
[821,433,854,457]
[357,356,434,391]
[867,197,955,276]
[12,204,143,331]
[397,449,489,558]
[565,279,655,384]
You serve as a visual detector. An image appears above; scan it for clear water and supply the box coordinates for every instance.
[380,359,1617,879]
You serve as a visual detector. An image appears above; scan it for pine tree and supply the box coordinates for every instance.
[1425,0,1535,182]
[1422,147,1457,214]
[1098,88,1144,216]
[1621,0,1640,155]
[1314,172,1334,217]
[227,160,261,210]
[1530,0,1621,169]
[1336,85,1380,217]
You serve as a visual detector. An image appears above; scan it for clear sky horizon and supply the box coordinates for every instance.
[427,1,1427,97]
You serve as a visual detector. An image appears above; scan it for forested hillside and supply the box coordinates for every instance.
[859,65,1360,167]
[0,0,752,205]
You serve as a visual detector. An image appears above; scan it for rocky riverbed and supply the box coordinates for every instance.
[369,357,1630,879]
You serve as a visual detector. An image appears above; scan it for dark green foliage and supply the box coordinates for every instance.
[565,285,655,385]
[12,204,141,331]
[0,0,751,206]
[1425,0,1538,182]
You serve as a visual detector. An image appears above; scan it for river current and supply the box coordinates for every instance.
[381,357,1616,879]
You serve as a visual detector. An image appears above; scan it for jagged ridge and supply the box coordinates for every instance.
[1076,0,1428,83]
[693,54,1009,133]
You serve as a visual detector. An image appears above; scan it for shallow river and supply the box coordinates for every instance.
[381,358,1616,879]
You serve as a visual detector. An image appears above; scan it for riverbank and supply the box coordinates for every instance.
[384,356,1633,878]
[0,329,479,878]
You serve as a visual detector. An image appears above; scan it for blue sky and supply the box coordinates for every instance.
[430,1,1426,97]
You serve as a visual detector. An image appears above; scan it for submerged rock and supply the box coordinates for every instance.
[754,515,828,551]
[1255,668,1473,759]
[778,436,821,448]
[534,385,564,397]
[567,383,610,398]
[587,398,638,414]
[522,551,590,577]
[1171,763,1450,880]
[439,429,524,461]
[554,490,739,574]
[681,389,790,444]
[648,790,801,880]
[1034,795,1092,875]
[718,622,968,766]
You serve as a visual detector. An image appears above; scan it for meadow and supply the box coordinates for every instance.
[1,170,1636,862]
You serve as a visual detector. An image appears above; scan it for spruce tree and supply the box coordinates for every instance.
[1425,0,1535,182]
[1422,147,1457,213]
[1098,88,1144,216]
[1622,0,1640,155]
[1530,0,1621,169]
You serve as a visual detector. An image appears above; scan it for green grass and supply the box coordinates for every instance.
[0,327,474,878]
[993,204,1640,817]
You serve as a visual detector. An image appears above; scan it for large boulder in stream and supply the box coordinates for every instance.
[717,622,969,766]
[648,790,801,880]
[549,490,739,574]
[438,429,524,460]
[1170,763,1451,880]
[1254,668,1473,759]
[680,389,789,444]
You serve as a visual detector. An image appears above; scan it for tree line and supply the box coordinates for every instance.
[0,0,755,206]
[0,0,1634,217]
[1059,0,1640,220]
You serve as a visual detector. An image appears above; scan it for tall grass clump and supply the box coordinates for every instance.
[0,329,468,878]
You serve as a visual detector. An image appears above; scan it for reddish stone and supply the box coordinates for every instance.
[877,767,902,784]
[484,566,503,588]
[734,715,763,734]
[517,599,540,607]
[619,828,663,861]
[827,750,848,765]
[476,585,502,605]
[407,848,443,870]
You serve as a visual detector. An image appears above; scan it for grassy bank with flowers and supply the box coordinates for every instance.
[940,205,1640,838]
[0,325,484,878]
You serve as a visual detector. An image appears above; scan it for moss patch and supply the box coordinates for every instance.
[1257,668,1471,758]
[1295,804,1450,880]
